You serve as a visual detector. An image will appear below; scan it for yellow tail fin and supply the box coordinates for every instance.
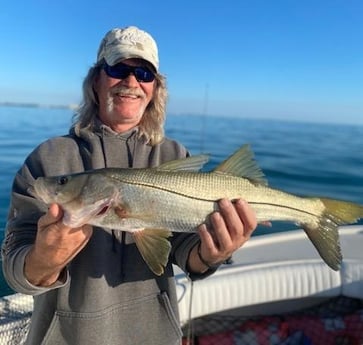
[321,198,363,225]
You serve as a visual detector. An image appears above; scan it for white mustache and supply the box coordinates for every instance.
[110,86,145,98]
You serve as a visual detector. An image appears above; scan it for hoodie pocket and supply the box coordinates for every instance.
[41,291,182,345]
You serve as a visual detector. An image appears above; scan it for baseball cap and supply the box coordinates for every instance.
[97,26,159,72]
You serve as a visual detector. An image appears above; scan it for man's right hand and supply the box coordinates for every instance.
[24,203,93,287]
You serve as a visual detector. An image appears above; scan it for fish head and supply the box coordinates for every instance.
[33,173,89,205]
[33,171,118,227]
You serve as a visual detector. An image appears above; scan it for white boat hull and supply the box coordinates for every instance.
[175,225,363,325]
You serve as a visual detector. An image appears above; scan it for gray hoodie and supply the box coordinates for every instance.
[2,123,213,345]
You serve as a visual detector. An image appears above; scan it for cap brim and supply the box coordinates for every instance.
[104,47,158,72]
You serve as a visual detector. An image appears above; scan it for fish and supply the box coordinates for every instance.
[31,144,363,275]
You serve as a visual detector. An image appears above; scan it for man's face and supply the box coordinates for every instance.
[94,58,155,133]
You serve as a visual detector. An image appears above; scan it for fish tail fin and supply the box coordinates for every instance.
[133,229,172,276]
[320,198,363,225]
[302,198,363,271]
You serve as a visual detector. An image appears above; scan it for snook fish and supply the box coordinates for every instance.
[32,144,363,275]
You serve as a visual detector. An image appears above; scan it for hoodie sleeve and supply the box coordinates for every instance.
[1,162,70,294]
[170,233,219,281]
[1,137,83,295]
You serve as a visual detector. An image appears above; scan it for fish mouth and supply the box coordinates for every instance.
[27,185,37,199]
[28,182,51,203]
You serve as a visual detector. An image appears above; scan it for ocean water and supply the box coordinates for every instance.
[1,106,362,296]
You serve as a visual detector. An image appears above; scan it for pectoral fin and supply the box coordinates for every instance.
[133,229,172,276]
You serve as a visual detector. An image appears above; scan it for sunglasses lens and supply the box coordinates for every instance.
[134,67,155,82]
[104,64,130,79]
[103,63,155,82]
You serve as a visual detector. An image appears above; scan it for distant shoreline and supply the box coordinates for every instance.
[0,101,78,110]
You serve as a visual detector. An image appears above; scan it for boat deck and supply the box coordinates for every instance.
[1,225,363,344]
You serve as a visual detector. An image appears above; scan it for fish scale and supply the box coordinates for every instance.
[108,168,325,221]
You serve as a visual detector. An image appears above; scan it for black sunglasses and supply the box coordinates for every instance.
[103,62,155,83]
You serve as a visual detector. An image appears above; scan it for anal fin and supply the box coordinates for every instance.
[302,219,342,271]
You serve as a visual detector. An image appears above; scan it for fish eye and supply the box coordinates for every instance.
[57,176,68,185]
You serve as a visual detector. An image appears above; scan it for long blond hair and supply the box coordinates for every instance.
[72,61,168,145]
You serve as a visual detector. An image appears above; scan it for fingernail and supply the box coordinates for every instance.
[199,224,208,233]
[235,199,245,207]
[211,211,222,222]
[219,198,230,207]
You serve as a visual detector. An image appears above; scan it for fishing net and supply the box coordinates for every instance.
[0,293,33,345]
[182,296,363,345]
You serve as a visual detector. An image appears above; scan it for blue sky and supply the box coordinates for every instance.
[1,0,362,125]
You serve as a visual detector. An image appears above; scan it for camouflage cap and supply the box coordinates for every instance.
[97,26,159,72]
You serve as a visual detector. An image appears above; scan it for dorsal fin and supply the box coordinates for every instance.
[214,144,268,186]
[156,154,210,172]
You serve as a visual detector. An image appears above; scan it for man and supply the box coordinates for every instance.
[2,26,257,345]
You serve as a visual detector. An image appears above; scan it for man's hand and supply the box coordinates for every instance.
[24,203,93,287]
[188,198,257,273]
